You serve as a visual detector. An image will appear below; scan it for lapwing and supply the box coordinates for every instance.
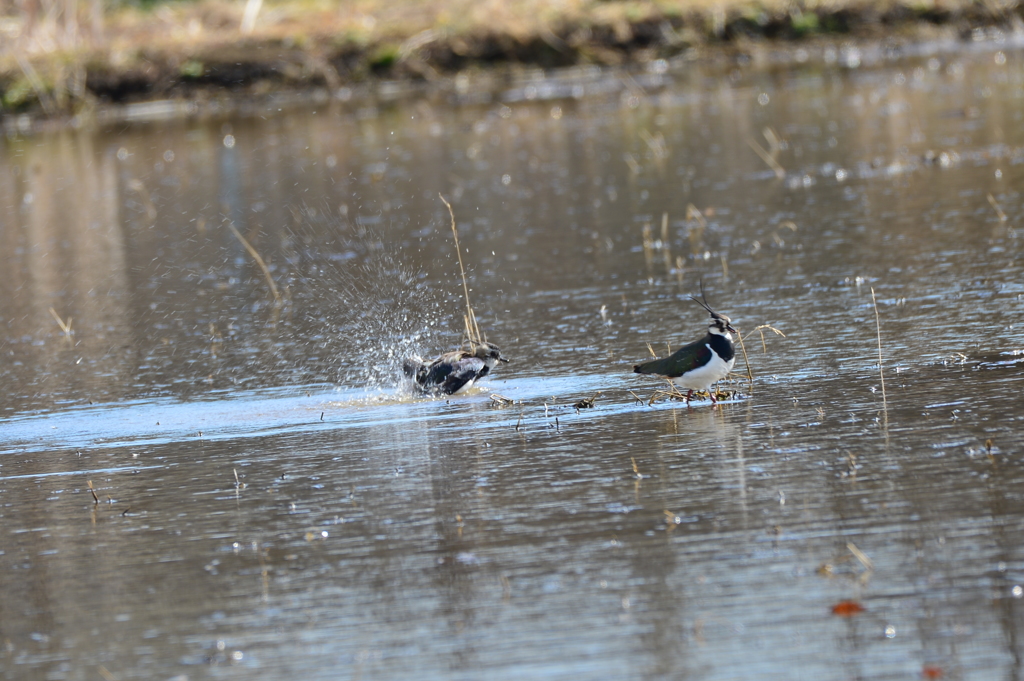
[403,341,508,396]
[633,294,737,405]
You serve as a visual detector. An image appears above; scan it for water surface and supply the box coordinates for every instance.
[2,47,1024,680]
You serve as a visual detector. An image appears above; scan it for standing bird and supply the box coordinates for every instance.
[633,295,737,405]
[403,342,508,396]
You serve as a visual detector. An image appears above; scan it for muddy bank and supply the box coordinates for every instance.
[2,0,1022,120]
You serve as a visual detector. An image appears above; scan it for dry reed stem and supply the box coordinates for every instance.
[846,541,874,571]
[15,54,56,116]
[661,212,673,273]
[647,380,692,406]
[240,0,263,33]
[987,193,1007,222]
[641,222,654,269]
[685,204,707,230]
[734,323,786,390]
[741,324,787,353]
[648,385,722,406]
[127,179,158,221]
[639,129,668,159]
[871,287,887,409]
[624,153,641,175]
[227,221,281,303]
[48,306,72,338]
[735,329,754,391]
[440,193,482,346]
[748,139,785,178]
[686,204,707,256]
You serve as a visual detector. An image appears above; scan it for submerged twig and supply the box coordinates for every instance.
[871,287,887,409]
[228,221,281,304]
[440,193,482,346]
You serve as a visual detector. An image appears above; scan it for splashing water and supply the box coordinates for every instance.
[285,217,456,394]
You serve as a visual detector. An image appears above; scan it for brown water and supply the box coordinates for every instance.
[2,45,1024,680]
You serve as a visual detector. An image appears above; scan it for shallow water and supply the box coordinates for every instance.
[2,45,1024,680]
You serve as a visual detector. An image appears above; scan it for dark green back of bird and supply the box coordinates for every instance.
[633,336,712,378]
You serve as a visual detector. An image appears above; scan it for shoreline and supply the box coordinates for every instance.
[2,0,1022,124]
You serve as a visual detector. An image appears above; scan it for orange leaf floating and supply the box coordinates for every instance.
[831,600,865,616]
[921,666,943,679]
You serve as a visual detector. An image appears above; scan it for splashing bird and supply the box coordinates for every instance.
[404,342,508,395]
[633,293,737,405]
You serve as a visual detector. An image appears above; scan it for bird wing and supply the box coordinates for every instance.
[633,336,712,378]
[418,352,461,387]
[438,356,489,394]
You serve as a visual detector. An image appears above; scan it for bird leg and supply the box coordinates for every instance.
[685,389,694,406]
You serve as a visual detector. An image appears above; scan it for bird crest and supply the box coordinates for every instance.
[689,281,736,334]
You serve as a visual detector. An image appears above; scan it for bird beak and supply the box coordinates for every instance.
[499,357,511,363]
[728,324,738,334]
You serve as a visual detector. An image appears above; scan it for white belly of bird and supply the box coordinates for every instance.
[450,379,476,395]
[670,349,734,391]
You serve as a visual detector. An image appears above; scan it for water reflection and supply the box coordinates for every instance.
[2,47,1024,680]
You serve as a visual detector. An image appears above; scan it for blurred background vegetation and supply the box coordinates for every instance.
[1,0,1021,115]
